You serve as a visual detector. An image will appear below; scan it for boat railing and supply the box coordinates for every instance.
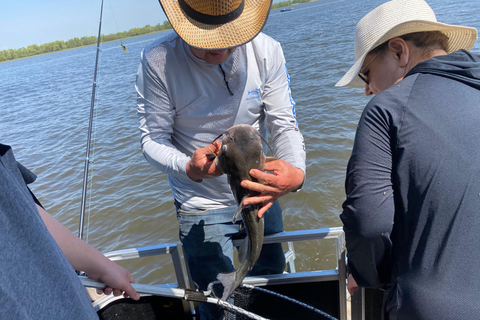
[239,227,347,320]
[102,242,194,315]
[100,227,352,319]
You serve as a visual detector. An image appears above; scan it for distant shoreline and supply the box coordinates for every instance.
[0,31,168,64]
[1,0,317,64]
[0,22,172,64]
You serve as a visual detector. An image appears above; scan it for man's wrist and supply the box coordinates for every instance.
[186,160,202,182]
[291,168,305,192]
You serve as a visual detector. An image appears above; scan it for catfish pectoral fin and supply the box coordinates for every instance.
[265,157,278,163]
[232,205,242,223]
[232,196,247,223]
[217,271,236,300]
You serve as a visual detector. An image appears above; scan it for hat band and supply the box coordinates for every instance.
[178,0,245,25]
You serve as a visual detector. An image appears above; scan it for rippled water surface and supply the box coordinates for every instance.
[1,0,479,284]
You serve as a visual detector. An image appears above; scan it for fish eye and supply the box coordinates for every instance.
[222,145,227,152]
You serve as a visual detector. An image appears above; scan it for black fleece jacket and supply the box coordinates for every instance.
[341,50,480,319]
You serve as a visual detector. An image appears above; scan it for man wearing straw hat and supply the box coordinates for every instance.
[136,0,305,318]
[337,0,480,318]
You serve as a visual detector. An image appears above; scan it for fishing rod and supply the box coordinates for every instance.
[80,277,270,320]
[78,0,104,240]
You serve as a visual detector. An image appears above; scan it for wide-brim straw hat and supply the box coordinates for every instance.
[158,0,272,50]
[336,0,478,88]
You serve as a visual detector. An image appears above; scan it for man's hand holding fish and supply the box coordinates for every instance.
[186,140,223,182]
[241,159,305,217]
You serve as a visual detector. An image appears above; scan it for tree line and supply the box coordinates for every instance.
[1,0,313,63]
[0,21,172,63]
[271,0,312,10]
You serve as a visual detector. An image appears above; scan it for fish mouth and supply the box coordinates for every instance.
[209,127,272,155]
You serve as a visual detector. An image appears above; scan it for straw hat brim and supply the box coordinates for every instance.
[336,20,478,88]
[158,0,272,50]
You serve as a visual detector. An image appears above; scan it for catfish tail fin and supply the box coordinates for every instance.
[217,271,236,300]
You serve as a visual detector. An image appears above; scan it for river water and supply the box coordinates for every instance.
[1,0,479,285]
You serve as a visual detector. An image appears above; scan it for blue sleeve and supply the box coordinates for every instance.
[340,99,397,288]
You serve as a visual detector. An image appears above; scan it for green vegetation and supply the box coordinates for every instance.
[271,0,312,10]
[1,0,314,63]
[0,20,172,63]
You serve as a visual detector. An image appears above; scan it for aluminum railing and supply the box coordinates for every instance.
[98,227,352,319]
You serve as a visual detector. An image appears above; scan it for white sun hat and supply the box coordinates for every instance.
[336,0,478,88]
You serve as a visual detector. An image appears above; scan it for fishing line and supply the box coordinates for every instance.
[107,0,128,52]
[259,135,273,155]
[206,281,338,320]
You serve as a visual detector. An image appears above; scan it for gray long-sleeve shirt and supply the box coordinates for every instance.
[0,144,98,319]
[136,31,305,210]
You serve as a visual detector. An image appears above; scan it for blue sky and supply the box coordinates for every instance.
[1,0,287,51]
[0,0,168,50]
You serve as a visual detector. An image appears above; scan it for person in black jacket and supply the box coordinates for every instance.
[336,0,480,319]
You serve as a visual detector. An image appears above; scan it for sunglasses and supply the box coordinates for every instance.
[357,51,381,85]
[358,73,368,84]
